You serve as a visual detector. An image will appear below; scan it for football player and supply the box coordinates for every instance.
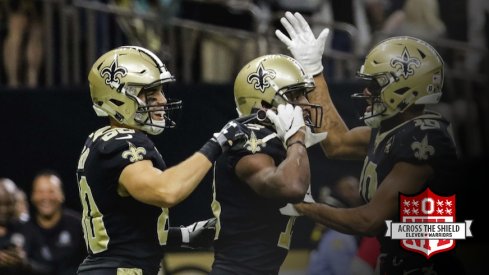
[209,54,326,275]
[76,46,248,275]
[274,12,464,274]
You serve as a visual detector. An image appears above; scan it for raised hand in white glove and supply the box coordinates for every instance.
[266,104,305,143]
[279,185,315,216]
[275,11,330,76]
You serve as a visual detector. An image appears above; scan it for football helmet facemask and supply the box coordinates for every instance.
[234,54,323,128]
[88,46,182,135]
[352,36,444,128]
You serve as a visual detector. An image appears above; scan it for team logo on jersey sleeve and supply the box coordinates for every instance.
[385,188,472,258]
[122,142,147,162]
[244,131,265,153]
[411,135,435,160]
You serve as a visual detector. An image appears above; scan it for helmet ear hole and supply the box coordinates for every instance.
[393,87,410,95]
[109,99,125,106]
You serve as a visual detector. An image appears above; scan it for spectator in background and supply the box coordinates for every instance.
[309,0,379,55]
[14,188,30,223]
[380,0,446,42]
[2,0,43,87]
[307,176,365,275]
[0,178,30,274]
[465,0,489,73]
[21,170,86,275]
[350,236,380,275]
[113,0,181,58]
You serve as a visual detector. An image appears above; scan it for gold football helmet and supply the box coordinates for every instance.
[88,46,182,135]
[352,36,444,127]
[234,54,322,128]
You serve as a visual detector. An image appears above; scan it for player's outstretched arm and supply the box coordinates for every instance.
[294,162,433,235]
[119,119,248,208]
[276,11,370,159]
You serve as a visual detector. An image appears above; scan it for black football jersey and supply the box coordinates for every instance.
[359,112,459,254]
[359,112,458,202]
[76,126,170,274]
[210,123,297,275]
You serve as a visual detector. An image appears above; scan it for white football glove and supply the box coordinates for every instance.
[279,185,315,216]
[275,11,330,76]
[266,104,305,143]
[304,127,328,148]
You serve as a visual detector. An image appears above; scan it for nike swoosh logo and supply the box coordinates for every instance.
[115,134,133,140]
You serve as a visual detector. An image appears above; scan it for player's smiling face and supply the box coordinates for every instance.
[139,87,167,122]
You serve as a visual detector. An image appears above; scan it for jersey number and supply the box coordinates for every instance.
[414,119,440,130]
[157,208,170,245]
[359,157,378,201]
[78,176,110,254]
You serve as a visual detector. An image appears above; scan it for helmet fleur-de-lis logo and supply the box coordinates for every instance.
[390,47,421,79]
[122,142,146,162]
[247,63,276,93]
[244,131,265,153]
[411,135,435,160]
[100,58,128,86]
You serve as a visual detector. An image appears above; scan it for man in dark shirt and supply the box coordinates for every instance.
[22,170,86,275]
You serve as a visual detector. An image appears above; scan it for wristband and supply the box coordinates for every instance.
[198,140,222,163]
[167,227,183,246]
[287,140,306,149]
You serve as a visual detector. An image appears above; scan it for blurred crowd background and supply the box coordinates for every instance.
[0,0,488,274]
[1,0,487,156]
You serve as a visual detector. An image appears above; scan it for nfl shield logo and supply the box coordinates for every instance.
[400,188,456,258]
